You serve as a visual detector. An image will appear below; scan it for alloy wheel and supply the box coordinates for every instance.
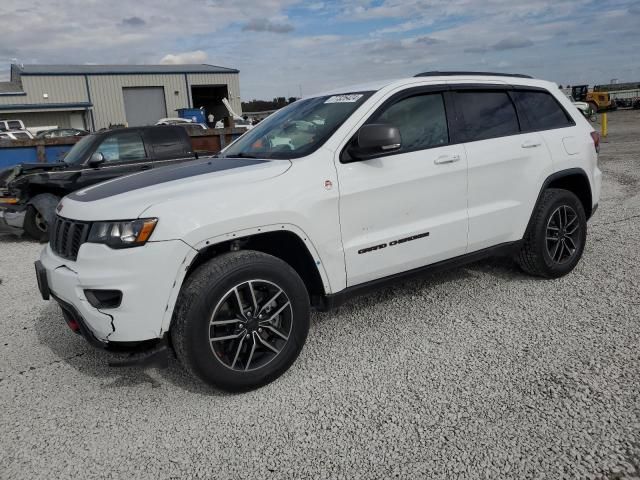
[208,280,293,372]
[545,205,581,264]
[35,211,48,233]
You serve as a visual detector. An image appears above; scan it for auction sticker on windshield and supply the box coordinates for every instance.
[325,94,364,104]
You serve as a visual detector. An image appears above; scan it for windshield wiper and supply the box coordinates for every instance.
[225,153,260,159]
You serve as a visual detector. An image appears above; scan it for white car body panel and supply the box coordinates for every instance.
[465,131,553,251]
[39,74,602,345]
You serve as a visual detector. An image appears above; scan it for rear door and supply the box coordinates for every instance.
[450,87,552,251]
[510,88,579,173]
[77,130,150,189]
[142,127,194,167]
[336,87,469,287]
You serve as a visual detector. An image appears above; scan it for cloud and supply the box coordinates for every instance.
[414,36,440,46]
[566,39,598,47]
[160,50,208,64]
[120,16,146,27]
[464,46,488,53]
[242,18,294,33]
[0,0,637,100]
[491,36,534,50]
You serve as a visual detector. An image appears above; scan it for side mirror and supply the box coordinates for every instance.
[88,152,105,167]
[346,124,401,161]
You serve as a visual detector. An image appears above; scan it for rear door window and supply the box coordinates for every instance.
[453,91,520,142]
[144,127,189,160]
[511,90,573,131]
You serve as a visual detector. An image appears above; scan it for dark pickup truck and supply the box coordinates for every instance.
[0,125,196,240]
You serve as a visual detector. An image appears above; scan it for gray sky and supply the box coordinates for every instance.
[1,0,638,100]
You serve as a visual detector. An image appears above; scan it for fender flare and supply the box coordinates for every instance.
[524,167,592,236]
[158,223,332,335]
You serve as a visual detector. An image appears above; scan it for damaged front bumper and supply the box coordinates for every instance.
[37,239,195,347]
[0,205,26,235]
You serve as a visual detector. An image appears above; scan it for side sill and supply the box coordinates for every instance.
[317,241,522,311]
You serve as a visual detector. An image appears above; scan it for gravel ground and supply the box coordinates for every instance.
[1,110,639,480]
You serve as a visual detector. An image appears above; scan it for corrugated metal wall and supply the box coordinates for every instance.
[0,75,87,106]
[187,73,243,115]
[0,72,241,131]
[0,111,78,128]
[88,73,240,129]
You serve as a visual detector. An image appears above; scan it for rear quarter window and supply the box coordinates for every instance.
[512,90,574,131]
[453,91,520,142]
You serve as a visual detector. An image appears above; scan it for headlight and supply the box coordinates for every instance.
[87,218,158,249]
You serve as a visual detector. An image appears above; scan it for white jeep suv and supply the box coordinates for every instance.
[36,72,602,391]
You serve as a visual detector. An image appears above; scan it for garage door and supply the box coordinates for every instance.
[122,87,167,127]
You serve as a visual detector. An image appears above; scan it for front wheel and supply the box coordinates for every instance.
[517,189,587,278]
[23,206,49,242]
[171,250,310,392]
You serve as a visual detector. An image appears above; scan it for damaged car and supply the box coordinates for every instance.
[0,125,196,240]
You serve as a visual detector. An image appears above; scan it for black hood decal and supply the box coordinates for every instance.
[68,158,268,202]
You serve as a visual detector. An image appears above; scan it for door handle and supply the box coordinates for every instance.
[434,154,461,165]
[140,165,151,170]
[521,141,541,149]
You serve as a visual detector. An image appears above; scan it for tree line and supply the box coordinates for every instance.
[241,97,298,112]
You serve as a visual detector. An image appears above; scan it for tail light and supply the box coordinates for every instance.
[590,131,600,153]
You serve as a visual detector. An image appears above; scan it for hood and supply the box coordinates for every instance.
[58,157,291,221]
[0,162,67,190]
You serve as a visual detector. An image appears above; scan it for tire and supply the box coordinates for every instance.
[517,188,587,279]
[588,102,599,114]
[23,206,49,242]
[171,250,310,392]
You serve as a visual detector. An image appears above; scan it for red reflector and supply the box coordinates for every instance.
[590,131,600,153]
[66,317,80,332]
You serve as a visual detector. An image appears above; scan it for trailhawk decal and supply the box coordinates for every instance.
[358,232,430,255]
[68,158,268,202]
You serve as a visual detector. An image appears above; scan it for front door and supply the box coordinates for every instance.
[78,130,151,189]
[335,90,469,287]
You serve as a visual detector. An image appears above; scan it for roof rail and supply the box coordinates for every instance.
[414,71,533,79]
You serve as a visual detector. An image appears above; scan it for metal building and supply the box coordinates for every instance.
[0,64,241,131]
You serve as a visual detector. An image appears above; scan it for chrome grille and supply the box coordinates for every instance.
[50,216,91,261]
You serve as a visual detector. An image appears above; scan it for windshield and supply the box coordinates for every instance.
[221,92,373,159]
[63,134,96,165]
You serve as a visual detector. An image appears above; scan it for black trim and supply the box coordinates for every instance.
[51,293,108,348]
[0,92,27,97]
[318,241,522,311]
[415,71,532,79]
[34,260,50,300]
[523,168,593,236]
[67,157,268,202]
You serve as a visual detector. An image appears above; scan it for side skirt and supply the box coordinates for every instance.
[317,241,522,311]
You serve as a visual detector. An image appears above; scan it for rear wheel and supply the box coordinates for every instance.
[589,102,599,114]
[517,189,587,278]
[23,206,48,242]
[171,250,310,392]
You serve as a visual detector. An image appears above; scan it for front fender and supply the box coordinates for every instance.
[157,223,333,335]
[29,193,61,226]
